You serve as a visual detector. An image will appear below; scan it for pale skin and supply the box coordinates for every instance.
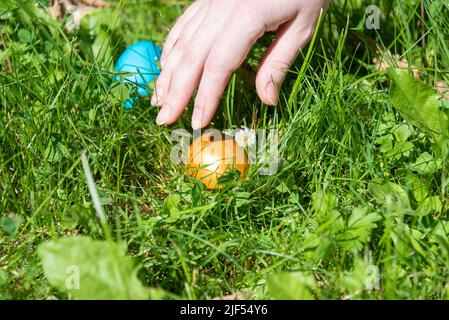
[151,0,331,129]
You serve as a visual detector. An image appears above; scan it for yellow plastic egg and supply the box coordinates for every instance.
[185,132,249,189]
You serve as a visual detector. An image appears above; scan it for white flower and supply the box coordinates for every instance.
[235,128,256,148]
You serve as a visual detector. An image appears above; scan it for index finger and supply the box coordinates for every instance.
[192,19,265,129]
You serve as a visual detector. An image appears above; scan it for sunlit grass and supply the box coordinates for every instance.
[1,0,449,299]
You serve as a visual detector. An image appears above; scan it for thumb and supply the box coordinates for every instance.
[256,18,314,106]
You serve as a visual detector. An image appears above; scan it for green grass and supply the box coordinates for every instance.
[1,0,449,300]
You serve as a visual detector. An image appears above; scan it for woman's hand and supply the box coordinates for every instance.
[151,0,330,129]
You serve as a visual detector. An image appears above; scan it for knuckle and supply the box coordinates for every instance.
[176,36,188,52]
[182,45,199,66]
[232,16,264,42]
[246,22,265,42]
[235,1,265,32]
[205,55,228,74]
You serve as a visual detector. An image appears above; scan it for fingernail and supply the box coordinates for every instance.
[265,82,279,106]
[156,105,171,125]
[191,107,203,130]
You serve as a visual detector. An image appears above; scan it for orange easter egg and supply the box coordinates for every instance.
[185,133,249,189]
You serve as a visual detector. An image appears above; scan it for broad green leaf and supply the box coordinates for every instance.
[411,152,442,174]
[343,259,380,293]
[62,204,95,229]
[0,269,7,286]
[91,28,114,68]
[276,183,290,193]
[111,82,131,102]
[0,0,15,11]
[376,135,414,160]
[38,236,149,300]
[375,123,415,160]
[235,192,252,208]
[440,99,449,110]
[312,240,337,261]
[0,48,11,64]
[388,68,449,144]
[417,196,442,216]
[79,9,124,70]
[163,194,181,215]
[288,192,299,204]
[311,190,337,222]
[44,136,69,163]
[1,214,22,237]
[339,207,381,251]
[368,179,410,208]
[430,221,449,243]
[392,124,414,141]
[148,287,170,300]
[404,174,428,204]
[315,209,344,234]
[408,230,427,258]
[18,28,31,43]
[392,224,427,258]
[191,180,203,207]
[267,272,316,300]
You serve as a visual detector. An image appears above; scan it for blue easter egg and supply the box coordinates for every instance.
[115,40,162,108]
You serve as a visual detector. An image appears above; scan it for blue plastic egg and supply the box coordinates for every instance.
[114,40,162,108]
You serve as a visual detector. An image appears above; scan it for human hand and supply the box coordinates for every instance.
[151,0,330,129]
